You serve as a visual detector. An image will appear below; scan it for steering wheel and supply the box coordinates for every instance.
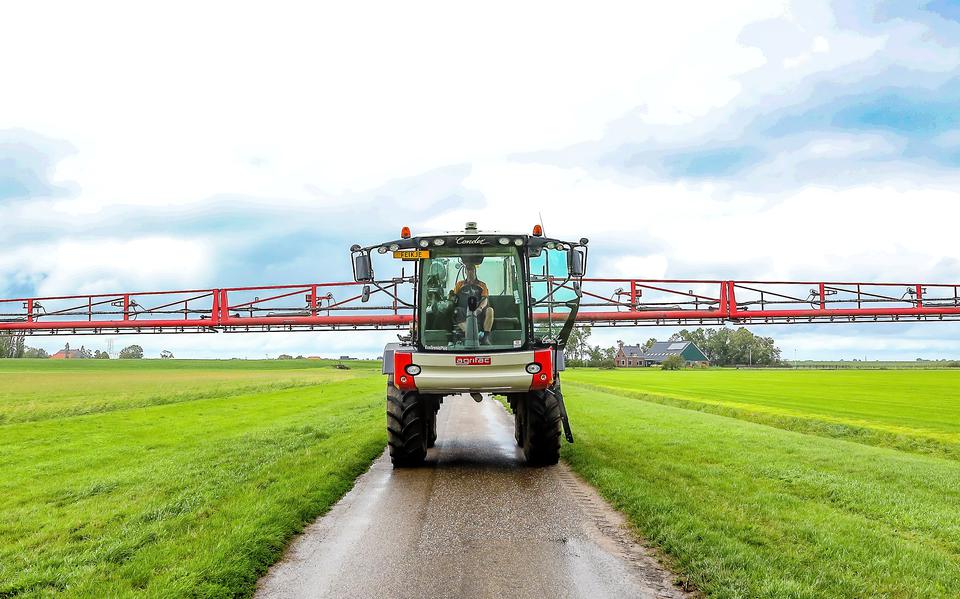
[453,283,484,326]
[457,283,483,308]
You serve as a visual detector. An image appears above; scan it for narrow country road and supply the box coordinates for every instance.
[256,395,689,599]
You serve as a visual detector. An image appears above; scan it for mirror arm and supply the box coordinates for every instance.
[369,280,415,308]
[532,274,574,306]
[555,299,581,348]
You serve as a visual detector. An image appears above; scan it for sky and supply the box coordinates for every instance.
[2,0,960,360]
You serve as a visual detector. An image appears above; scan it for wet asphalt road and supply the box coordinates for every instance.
[255,395,688,599]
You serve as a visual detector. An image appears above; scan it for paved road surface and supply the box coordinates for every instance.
[256,395,688,599]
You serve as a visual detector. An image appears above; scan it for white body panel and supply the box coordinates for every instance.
[413,350,535,394]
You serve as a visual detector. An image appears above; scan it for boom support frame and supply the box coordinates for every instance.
[3,278,959,336]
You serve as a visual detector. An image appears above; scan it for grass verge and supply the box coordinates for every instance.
[561,384,960,598]
[0,358,376,424]
[0,361,386,597]
[565,368,960,460]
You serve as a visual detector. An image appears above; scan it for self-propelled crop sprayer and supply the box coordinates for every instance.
[349,222,587,465]
[4,222,960,467]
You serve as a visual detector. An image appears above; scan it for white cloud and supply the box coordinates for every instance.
[0,1,786,200]
[0,237,214,296]
[3,1,960,359]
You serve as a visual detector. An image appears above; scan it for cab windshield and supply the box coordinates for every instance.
[419,246,526,351]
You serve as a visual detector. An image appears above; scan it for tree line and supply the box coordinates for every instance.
[667,327,781,366]
[0,331,28,358]
[563,326,782,367]
[563,327,617,368]
[0,333,148,359]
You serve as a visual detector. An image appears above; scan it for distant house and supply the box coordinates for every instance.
[616,344,646,367]
[50,349,83,359]
[615,341,709,367]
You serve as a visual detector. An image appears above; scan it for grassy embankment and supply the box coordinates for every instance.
[561,368,960,598]
[0,359,386,597]
[7,359,960,597]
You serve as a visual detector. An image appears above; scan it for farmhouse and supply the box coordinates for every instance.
[50,349,84,359]
[616,341,709,367]
[616,344,645,367]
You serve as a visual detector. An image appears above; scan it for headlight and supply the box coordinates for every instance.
[525,363,542,374]
[419,239,430,248]
[513,238,523,246]
[405,364,422,376]
[389,243,400,251]
[546,241,557,249]
[377,246,388,254]
[433,238,445,246]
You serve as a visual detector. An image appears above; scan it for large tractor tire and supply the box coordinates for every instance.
[510,394,525,447]
[521,390,562,466]
[386,381,428,467]
[426,398,439,448]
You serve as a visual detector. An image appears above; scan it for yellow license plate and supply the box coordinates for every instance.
[393,250,430,260]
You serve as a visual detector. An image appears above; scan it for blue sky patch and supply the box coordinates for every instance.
[831,92,960,136]
[925,0,960,22]
[661,147,763,178]
[0,132,74,202]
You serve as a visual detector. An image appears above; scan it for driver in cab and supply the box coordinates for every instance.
[451,263,495,345]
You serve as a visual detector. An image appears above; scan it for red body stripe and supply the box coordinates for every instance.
[529,349,554,391]
[393,352,417,391]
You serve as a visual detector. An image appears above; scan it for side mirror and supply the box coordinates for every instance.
[568,249,585,278]
[361,285,371,303]
[354,252,374,282]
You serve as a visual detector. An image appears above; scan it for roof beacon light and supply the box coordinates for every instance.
[532,224,543,237]
[400,226,411,239]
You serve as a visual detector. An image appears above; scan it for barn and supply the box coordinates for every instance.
[615,341,709,367]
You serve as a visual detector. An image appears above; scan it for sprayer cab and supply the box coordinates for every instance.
[351,222,588,352]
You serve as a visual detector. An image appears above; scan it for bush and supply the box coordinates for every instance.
[661,355,684,370]
[118,345,144,359]
[597,358,616,370]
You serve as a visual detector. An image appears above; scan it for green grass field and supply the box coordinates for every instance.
[5,360,960,598]
[562,368,960,598]
[0,359,386,597]
[787,360,960,369]
[567,368,960,458]
[0,359,363,425]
